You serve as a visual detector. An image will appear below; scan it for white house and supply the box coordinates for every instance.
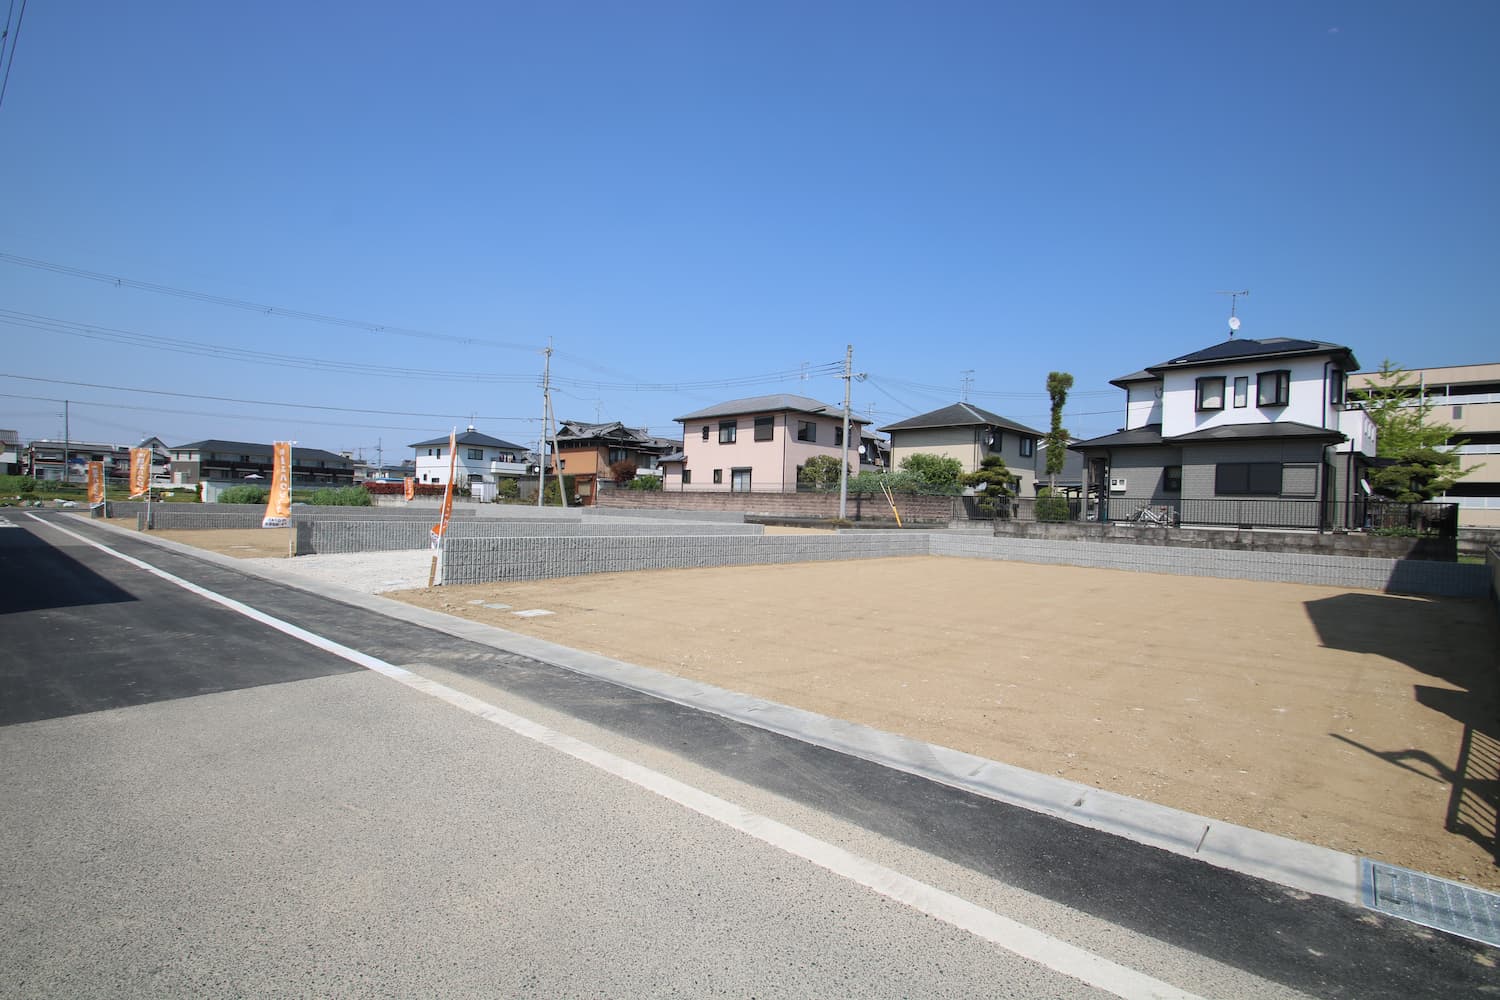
[1072,335,1377,529]
[410,427,535,498]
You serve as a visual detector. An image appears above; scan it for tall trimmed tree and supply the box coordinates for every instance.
[1044,371,1074,491]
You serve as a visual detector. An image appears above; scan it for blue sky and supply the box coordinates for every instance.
[1,2,1495,460]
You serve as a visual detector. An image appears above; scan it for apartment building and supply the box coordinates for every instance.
[1349,362,1500,527]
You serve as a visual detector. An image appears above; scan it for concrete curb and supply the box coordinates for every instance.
[77,514,1364,905]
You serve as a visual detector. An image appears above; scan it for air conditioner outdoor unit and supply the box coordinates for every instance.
[1109,477,1127,493]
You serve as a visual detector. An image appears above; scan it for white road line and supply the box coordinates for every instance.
[31,513,1204,1000]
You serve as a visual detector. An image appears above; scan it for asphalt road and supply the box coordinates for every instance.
[1,511,1495,998]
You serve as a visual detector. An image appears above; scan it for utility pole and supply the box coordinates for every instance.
[839,345,853,520]
[536,339,568,508]
[63,400,70,485]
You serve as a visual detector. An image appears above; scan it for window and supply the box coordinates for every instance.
[1163,465,1182,492]
[731,468,752,492]
[1329,369,1345,405]
[713,469,723,484]
[1196,376,1226,411]
[467,448,484,461]
[1257,370,1291,407]
[1019,437,1035,458]
[608,448,629,463]
[1233,376,1249,408]
[718,421,737,444]
[682,469,691,484]
[701,426,710,441]
[754,416,774,441]
[834,425,844,447]
[797,420,816,442]
[1453,405,1463,420]
[1215,462,1282,496]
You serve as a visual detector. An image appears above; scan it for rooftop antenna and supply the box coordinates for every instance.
[1216,289,1249,337]
[960,370,975,402]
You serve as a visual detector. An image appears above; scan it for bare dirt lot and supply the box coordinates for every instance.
[143,524,1500,888]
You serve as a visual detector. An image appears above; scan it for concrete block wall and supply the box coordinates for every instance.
[929,533,1490,598]
[441,532,930,584]
[295,519,766,555]
[595,490,958,523]
[583,506,747,524]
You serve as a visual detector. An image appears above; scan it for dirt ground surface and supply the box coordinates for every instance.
[139,523,1500,889]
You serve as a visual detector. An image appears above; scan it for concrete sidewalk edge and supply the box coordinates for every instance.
[80,516,1364,905]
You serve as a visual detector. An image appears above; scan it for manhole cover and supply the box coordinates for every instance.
[1362,859,1500,947]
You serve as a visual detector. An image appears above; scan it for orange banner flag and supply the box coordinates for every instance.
[431,429,457,547]
[87,461,105,506]
[262,442,293,527]
[128,447,152,497]
[403,476,415,501]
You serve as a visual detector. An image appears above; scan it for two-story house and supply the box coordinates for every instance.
[659,394,869,492]
[410,427,535,500]
[168,440,355,487]
[879,402,1044,495]
[552,420,681,502]
[1071,336,1376,529]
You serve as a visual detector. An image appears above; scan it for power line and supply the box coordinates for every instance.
[0,373,539,422]
[0,251,541,352]
[0,0,26,113]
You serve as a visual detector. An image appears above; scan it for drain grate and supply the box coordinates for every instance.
[1361,859,1500,947]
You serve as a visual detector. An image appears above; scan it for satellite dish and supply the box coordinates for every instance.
[1228,316,1241,332]
[857,444,867,455]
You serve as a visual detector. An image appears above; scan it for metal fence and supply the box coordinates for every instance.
[973,496,1458,537]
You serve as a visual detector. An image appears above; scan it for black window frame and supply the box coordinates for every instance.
[1196,376,1226,412]
[834,425,844,447]
[1329,369,1345,406]
[712,469,722,484]
[466,448,485,462]
[796,420,816,443]
[1019,437,1035,458]
[681,469,691,484]
[718,420,737,444]
[1163,465,1182,492]
[1257,369,1291,408]
[1214,462,1282,496]
[1233,376,1249,408]
[754,416,774,442]
[701,425,710,441]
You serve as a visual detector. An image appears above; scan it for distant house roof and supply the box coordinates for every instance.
[676,394,867,424]
[555,420,679,454]
[408,429,528,451]
[1108,369,1158,389]
[171,439,350,464]
[878,402,1042,437]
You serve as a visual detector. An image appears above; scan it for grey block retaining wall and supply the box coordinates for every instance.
[438,528,1489,596]
[441,533,930,584]
[928,534,1490,598]
[296,519,765,555]
[582,506,747,523]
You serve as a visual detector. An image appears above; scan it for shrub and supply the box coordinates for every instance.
[495,478,520,500]
[1035,488,1070,522]
[217,485,268,504]
[899,453,964,490]
[309,486,372,506]
[798,455,846,491]
[607,459,638,484]
[626,475,663,491]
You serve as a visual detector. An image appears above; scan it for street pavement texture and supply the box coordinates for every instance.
[5,514,1496,998]
[180,524,1500,892]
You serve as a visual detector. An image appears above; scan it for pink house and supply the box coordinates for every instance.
[659,394,870,492]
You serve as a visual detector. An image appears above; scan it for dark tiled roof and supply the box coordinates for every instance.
[1069,425,1164,450]
[1108,369,1158,388]
[408,429,528,451]
[1167,421,1344,443]
[171,439,350,463]
[676,394,866,422]
[878,402,1042,436]
[1152,337,1359,372]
